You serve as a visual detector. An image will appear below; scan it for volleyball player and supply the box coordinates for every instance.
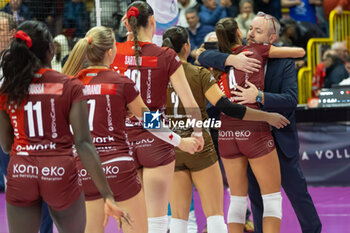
[0,21,131,233]
[110,2,205,233]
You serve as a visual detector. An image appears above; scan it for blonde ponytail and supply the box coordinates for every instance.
[62,38,89,76]
[62,26,115,76]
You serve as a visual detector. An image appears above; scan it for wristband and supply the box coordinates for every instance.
[135,114,181,147]
[150,131,181,147]
[191,131,203,137]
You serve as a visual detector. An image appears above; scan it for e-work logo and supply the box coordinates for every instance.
[143,110,161,129]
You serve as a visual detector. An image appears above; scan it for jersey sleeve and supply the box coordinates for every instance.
[69,78,86,104]
[0,95,7,110]
[200,67,217,94]
[123,78,140,104]
[165,48,182,77]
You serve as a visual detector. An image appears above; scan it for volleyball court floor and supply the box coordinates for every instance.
[0,187,349,233]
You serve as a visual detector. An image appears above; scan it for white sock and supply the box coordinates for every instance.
[148,215,168,233]
[167,215,172,231]
[207,215,228,233]
[187,210,198,233]
[170,218,188,233]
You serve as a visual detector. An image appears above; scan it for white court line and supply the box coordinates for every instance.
[317,204,350,207]
[319,214,350,217]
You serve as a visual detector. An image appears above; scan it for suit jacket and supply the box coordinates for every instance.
[198,50,300,158]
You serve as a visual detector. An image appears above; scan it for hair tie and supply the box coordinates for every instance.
[127,7,139,20]
[14,30,32,48]
[85,36,93,44]
[85,36,93,48]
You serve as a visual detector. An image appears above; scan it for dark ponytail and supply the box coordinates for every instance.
[127,1,154,72]
[0,21,53,105]
[215,18,239,54]
[162,26,189,53]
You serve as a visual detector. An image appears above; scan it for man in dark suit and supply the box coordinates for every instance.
[198,12,322,233]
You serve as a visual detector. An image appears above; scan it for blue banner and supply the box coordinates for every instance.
[298,123,350,186]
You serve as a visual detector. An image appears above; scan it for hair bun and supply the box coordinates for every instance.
[162,37,174,49]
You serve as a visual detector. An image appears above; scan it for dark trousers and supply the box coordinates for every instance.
[40,202,53,233]
[247,146,322,233]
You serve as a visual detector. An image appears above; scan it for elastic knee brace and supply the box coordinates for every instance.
[262,192,282,219]
[227,196,248,224]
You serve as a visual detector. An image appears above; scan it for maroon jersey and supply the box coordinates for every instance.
[217,44,270,110]
[75,68,139,157]
[0,69,84,157]
[111,41,182,128]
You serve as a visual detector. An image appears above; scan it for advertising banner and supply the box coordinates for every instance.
[298,123,350,186]
[147,0,179,46]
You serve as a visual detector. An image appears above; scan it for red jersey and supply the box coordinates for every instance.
[75,68,139,157]
[111,41,182,128]
[217,44,270,110]
[0,69,84,157]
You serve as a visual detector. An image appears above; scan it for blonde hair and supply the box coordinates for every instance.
[62,26,115,76]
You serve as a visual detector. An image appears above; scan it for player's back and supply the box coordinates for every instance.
[167,62,217,133]
[232,44,270,90]
[111,41,181,112]
[0,69,83,157]
[218,44,270,110]
[75,68,139,156]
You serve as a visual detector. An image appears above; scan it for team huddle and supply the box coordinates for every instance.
[0,1,308,233]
